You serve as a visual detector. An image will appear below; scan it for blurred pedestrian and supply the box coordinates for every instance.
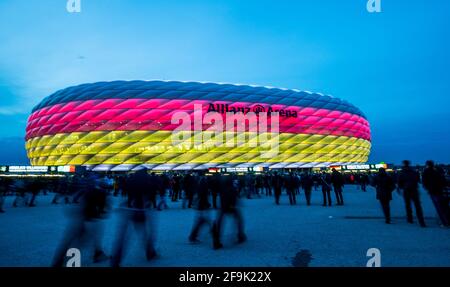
[301,172,314,206]
[189,176,212,243]
[172,174,181,202]
[183,173,197,209]
[157,174,170,210]
[0,177,11,213]
[422,161,449,227]
[51,170,110,267]
[212,175,246,250]
[51,175,71,204]
[111,168,158,267]
[360,173,369,192]
[272,172,283,205]
[285,173,297,205]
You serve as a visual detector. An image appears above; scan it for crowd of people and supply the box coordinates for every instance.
[0,160,448,266]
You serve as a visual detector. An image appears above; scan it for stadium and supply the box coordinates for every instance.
[25,81,371,171]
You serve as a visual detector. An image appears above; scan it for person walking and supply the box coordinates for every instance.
[0,177,11,213]
[373,168,396,224]
[189,176,212,243]
[422,161,449,227]
[111,168,158,267]
[212,175,246,250]
[331,168,345,205]
[398,160,426,227]
[52,170,110,267]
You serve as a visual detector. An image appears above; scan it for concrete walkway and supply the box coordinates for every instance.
[0,185,448,267]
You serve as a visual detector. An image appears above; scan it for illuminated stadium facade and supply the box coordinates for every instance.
[25,81,371,171]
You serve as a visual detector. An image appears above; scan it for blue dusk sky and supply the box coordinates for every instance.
[0,0,449,165]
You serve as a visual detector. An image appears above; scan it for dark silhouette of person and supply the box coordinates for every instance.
[12,178,27,207]
[312,173,320,192]
[183,173,197,208]
[320,172,332,206]
[212,174,246,250]
[264,174,272,196]
[52,170,110,267]
[172,174,181,201]
[52,175,69,204]
[0,177,12,213]
[27,177,44,207]
[111,168,158,267]
[301,172,314,206]
[157,174,170,210]
[209,173,220,209]
[285,173,297,205]
[189,176,212,243]
[398,160,426,227]
[373,168,396,224]
[360,173,369,192]
[331,168,345,205]
[422,161,449,227]
[272,172,283,205]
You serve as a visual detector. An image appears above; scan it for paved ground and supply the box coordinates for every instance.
[0,185,449,267]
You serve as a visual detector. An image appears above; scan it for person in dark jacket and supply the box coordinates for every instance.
[320,172,332,206]
[373,168,395,224]
[398,160,426,227]
[360,173,369,192]
[27,177,44,207]
[422,161,449,227]
[285,173,297,205]
[264,174,272,196]
[301,172,314,206]
[272,172,283,205]
[52,170,109,267]
[111,168,158,267]
[157,174,170,210]
[188,176,212,243]
[209,173,220,209]
[212,175,246,250]
[331,168,345,205]
[0,177,11,213]
[172,174,181,201]
[183,173,197,208]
